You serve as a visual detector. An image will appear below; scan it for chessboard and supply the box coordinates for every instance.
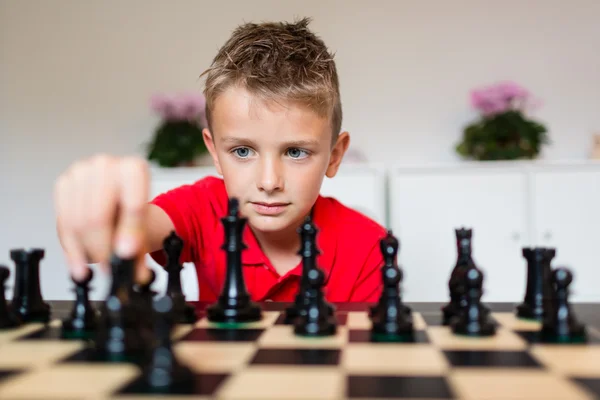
[1,301,600,399]
[2,198,599,399]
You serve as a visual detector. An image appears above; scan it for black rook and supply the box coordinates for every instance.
[10,248,50,323]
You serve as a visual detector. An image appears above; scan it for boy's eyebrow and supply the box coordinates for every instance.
[221,136,320,148]
[281,139,320,148]
[221,136,253,144]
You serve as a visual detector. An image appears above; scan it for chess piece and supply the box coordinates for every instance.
[207,198,262,323]
[539,267,586,343]
[95,255,142,362]
[370,231,413,340]
[61,266,97,338]
[451,264,496,336]
[136,268,157,310]
[294,264,337,336]
[10,248,51,323]
[516,247,555,321]
[0,265,21,329]
[284,215,333,324]
[442,228,474,325]
[144,295,194,391]
[162,232,197,324]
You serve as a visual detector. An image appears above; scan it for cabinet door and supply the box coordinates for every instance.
[531,169,600,302]
[389,168,529,302]
[320,165,387,226]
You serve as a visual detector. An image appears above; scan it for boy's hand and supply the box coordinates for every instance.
[54,154,151,283]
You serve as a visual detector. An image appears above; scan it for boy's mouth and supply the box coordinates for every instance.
[250,201,290,216]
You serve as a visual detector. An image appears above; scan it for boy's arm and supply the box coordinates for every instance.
[145,184,202,266]
[144,203,176,254]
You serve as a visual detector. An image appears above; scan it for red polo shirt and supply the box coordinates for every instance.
[149,176,387,303]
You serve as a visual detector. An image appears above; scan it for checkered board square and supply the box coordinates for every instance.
[1,307,600,399]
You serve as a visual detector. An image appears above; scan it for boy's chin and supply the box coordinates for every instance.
[247,214,296,234]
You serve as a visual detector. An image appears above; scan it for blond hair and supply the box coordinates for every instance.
[200,17,342,144]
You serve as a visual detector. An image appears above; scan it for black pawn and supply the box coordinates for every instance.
[516,247,555,321]
[284,216,333,324]
[451,265,496,336]
[370,231,413,340]
[0,265,21,329]
[163,233,197,324]
[294,265,336,336]
[442,228,489,325]
[10,248,51,323]
[144,296,194,392]
[61,267,97,339]
[540,267,586,343]
[207,198,262,323]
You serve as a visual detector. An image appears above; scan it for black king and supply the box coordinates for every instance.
[207,198,262,323]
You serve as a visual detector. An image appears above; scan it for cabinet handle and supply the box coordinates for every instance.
[543,231,552,240]
[512,232,520,241]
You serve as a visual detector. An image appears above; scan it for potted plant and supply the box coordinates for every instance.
[456,81,549,161]
[146,92,208,167]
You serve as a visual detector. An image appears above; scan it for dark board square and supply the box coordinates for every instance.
[274,313,347,325]
[116,372,229,396]
[421,313,445,326]
[180,328,264,342]
[572,378,600,398]
[347,375,454,399]
[250,348,340,366]
[0,369,23,383]
[348,329,429,343]
[515,330,600,345]
[58,347,144,366]
[17,326,64,340]
[443,350,541,368]
[17,326,94,341]
[421,313,498,328]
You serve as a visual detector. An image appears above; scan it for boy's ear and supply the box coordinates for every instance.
[203,128,223,175]
[325,131,350,178]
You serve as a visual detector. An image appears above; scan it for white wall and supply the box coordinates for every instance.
[1,0,599,300]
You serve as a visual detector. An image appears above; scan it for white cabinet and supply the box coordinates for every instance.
[530,167,600,302]
[320,163,387,226]
[389,166,530,302]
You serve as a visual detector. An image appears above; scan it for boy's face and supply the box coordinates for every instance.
[203,86,349,235]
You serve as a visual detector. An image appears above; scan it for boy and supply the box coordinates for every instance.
[54,17,387,302]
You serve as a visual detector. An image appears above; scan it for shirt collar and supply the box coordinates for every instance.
[241,195,337,281]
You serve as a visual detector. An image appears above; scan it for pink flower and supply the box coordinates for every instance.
[470,81,534,117]
[150,92,207,126]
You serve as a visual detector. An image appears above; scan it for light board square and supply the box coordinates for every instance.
[216,366,343,399]
[342,343,449,375]
[492,312,542,331]
[0,341,84,369]
[449,369,594,400]
[174,342,257,373]
[257,325,347,348]
[427,326,528,350]
[530,346,600,377]
[0,364,139,399]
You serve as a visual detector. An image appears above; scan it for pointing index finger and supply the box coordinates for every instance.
[114,157,149,259]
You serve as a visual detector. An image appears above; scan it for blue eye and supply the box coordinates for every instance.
[233,147,253,158]
[287,148,309,159]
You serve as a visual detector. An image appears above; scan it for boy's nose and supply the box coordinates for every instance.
[257,158,284,193]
